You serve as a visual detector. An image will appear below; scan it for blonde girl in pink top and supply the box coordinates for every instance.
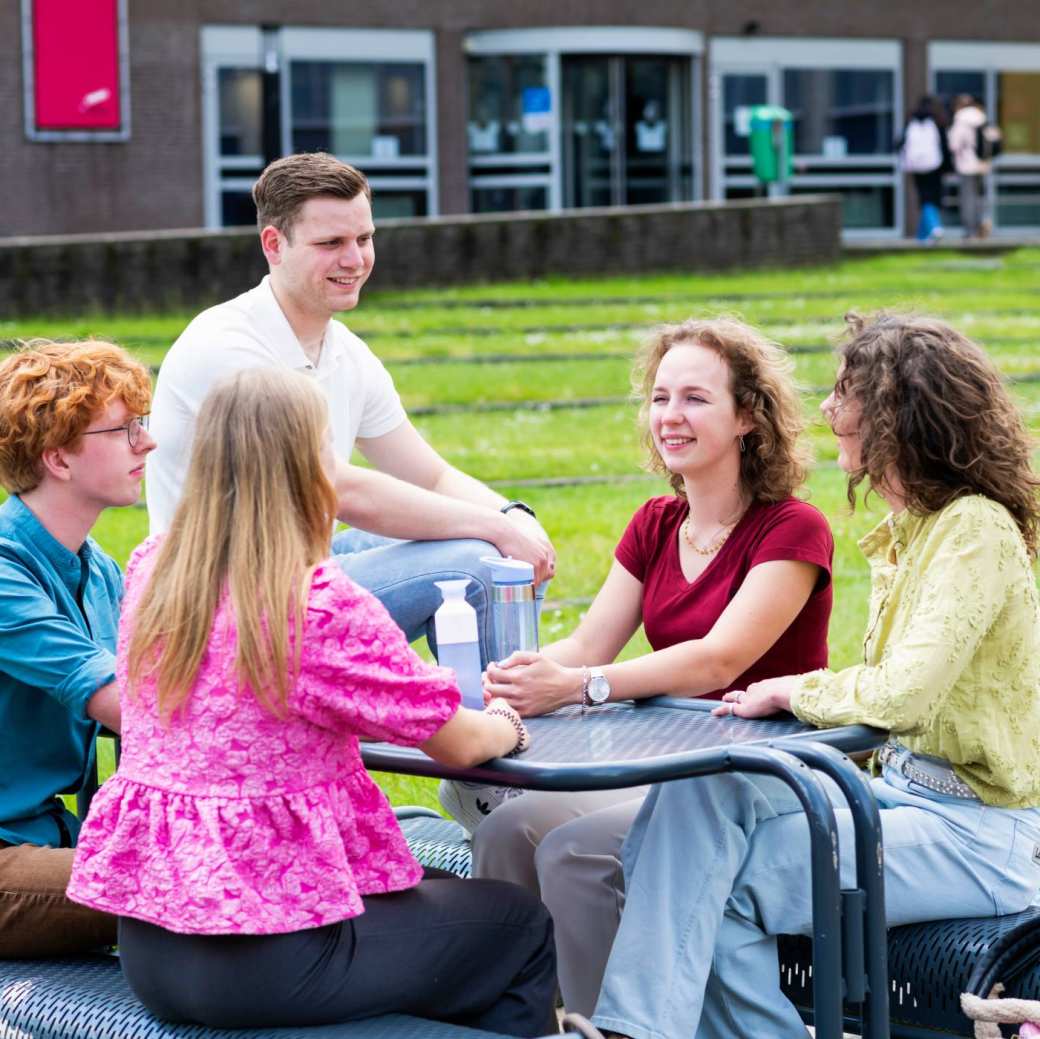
[67,368,555,1036]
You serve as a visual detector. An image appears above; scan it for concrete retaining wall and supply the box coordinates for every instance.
[0,195,841,317]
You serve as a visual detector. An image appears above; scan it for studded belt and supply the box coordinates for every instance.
[877,741,981,801]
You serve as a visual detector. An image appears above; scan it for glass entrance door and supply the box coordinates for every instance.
[561,55,692,209]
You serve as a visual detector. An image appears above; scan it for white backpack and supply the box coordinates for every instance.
[900,118,942,173]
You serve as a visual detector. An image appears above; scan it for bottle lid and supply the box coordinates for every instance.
[481,556,535,585]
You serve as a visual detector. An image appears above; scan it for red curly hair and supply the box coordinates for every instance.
[0,339,152,494]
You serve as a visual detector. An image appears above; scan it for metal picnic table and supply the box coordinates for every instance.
[362,697,890,1039]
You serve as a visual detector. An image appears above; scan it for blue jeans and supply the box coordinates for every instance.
[916,202,943,240]
[592,765,1040,1039]
[332,529,546,668]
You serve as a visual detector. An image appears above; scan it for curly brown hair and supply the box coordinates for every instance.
[0,339,152,494]
[633,317,811,503]
[835,312,1040,556]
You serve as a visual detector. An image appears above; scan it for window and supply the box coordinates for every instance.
[471,185,549,213]
[203,27,437,228]
[466,55,552,215]
[783,69,895,156]
[723,74,768,156]
[218,69,262,158]
[934,70,987,115]
[290,62,427,157]
[467,56,550,158]
[713,38,901,235]
[998,72,1040,155]
[281,29,437,220]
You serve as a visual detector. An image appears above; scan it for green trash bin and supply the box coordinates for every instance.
[749,105,794,185]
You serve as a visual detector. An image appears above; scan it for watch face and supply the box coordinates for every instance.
[588,674,611,704]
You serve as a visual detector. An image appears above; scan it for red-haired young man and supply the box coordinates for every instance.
[0,339,154,956]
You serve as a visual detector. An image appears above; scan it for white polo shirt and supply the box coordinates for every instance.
[146,275,406,533]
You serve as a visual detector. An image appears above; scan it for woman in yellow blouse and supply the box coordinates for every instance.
[591,313,1040,1039]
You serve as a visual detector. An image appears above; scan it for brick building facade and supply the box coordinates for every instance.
[4,2,1039,238]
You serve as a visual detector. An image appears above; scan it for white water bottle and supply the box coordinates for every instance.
[434,580,484,710]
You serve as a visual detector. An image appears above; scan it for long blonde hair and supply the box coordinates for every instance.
[128,368,339,716]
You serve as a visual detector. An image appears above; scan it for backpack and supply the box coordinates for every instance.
[900,118,943,173]
[976,121,1004,161]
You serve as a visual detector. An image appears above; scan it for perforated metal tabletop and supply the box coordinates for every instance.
[362,697,883,791]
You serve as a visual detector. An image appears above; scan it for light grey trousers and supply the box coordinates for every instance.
[958,173,989,235]
[593,768,1040,1039]
[471,786,648,1017]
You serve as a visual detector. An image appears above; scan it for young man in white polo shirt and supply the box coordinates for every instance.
[148,153,554,675]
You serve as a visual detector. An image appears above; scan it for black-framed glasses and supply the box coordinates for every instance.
[82,414,150,448]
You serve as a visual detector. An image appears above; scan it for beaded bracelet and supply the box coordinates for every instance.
[486,705,531,756]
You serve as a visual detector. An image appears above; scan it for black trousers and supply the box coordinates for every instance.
[913,168,944,208]
[118,876,557,1037]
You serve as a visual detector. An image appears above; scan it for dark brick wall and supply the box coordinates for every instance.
[0,195,840,317]
[3,1,1036,237]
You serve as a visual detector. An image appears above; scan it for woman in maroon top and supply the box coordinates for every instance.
[469,317,834,1018]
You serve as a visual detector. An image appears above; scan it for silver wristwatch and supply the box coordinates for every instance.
[584,667,611,707]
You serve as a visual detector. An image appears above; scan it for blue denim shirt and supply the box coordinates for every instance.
[0,496,121,846]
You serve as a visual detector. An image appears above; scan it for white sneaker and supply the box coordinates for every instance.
[438,779,525,835]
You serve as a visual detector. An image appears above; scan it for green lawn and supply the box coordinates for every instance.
[13,247,1040,814]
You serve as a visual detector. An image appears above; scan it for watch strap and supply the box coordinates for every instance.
[501,500,537,519]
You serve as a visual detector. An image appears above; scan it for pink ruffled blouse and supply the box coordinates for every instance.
[67,536,461,935]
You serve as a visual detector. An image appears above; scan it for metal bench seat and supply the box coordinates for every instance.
[780,907,1040,1038]
[397,811,472,877]
[0,955,531,1039]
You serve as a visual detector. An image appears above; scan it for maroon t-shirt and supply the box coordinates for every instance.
[614,496,833,698]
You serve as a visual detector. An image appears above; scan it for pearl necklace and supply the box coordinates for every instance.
[681,510,743,556]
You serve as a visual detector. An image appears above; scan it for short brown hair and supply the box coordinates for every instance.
[252,152,371,238]
[836,312,1040,555]
[0,339,152,494]
[633,317,811,503]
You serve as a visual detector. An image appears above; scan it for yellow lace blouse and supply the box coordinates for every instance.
[790,495,1040,808]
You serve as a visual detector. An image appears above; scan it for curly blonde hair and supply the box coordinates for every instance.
[836,312,1040,556]
[633,317,811,502]
[0,339,152,494]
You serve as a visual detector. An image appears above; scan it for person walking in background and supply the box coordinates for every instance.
[948,94,1001,239]
[899,95,949,242]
